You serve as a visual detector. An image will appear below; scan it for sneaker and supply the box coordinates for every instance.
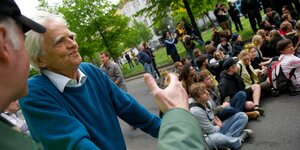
[254,107,264,115]
[246,111,260,119]
[239,129,253,143]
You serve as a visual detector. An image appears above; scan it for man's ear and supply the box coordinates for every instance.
[0,26,9,64]
[36,56,47,68]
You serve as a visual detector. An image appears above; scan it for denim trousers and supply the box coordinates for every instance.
[143,63,155,77]
[230,91,247,112]
[206,112,248,149]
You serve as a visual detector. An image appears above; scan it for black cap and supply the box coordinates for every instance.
[223,58,238,70]
[0,0,46,33]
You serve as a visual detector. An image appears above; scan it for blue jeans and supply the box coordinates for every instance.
[143,63,155,77]
[230,91,247,112]
[217,91,246,121]
[206,112,248,149]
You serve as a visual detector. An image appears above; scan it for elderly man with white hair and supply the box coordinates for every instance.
[19,12,161,150]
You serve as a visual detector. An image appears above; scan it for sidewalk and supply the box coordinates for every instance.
[125,63,174,82]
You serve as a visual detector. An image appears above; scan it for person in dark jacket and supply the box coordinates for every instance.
[228,2,243,31]
[241,0,262,33]
[232,34,244,57]
[162,31,181,62]
[143,42,161,78]
[218,58,264,118]
[137,43,156,77]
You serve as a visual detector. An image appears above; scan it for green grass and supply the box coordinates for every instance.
[122,16,255,78]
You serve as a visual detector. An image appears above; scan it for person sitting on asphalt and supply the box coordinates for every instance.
[144,73,205,150]
[189,83,253,150]
[276,39,300,93]
[237,50,279,97]
[218,58,263,119]
[262,7,281,29]
[179,63,197,96]
[19,12,161,150]
[197,70,248,121]
[217,37,233,57]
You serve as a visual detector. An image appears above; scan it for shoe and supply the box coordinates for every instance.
[254,107,264,115]
[270,88,280,97]
[246,111,260,119]
[239,129,253,143]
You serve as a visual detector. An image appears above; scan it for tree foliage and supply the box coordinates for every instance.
[57,0,131,61]
[37,0,155,62]
[137,0,227,29]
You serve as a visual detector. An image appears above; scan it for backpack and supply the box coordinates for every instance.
[268,57,296,95]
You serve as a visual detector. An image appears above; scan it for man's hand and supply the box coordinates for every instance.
[144,73,189,113]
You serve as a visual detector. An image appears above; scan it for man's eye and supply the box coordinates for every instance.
[69,35,76,40]
[55,39,63,45]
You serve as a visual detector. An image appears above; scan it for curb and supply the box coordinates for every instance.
[125,63,174,82]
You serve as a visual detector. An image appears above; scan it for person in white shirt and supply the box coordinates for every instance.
[277,39,300,92]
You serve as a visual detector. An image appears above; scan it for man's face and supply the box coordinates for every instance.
[100,54,109,64]
[230,64,239,73]
[8,27,29,99]
[38,19,82,74]
[267,11,272,17]
[203,75,214,88]
[198,90,210,102]
[283,44,294,54]
[221,41,226,46]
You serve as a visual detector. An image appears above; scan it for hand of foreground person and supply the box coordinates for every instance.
[144,73,189,113]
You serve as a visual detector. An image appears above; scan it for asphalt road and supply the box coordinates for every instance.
[120,74,300,150]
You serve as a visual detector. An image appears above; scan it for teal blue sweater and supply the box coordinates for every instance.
[20,63,161,150]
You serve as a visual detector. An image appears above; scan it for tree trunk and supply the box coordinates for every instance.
[182,0,203,41]
[205,11,215,28]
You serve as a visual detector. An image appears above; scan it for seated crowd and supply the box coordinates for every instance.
[163,15,300,150]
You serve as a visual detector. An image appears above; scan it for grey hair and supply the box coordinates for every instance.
[25,12,67,72]
[0,15,21,50]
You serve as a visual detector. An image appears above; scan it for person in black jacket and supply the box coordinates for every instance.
[218,58,264,117]
[241,0,262,33]
[228,2,243,32]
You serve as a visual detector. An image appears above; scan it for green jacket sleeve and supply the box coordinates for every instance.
[158,108,205,150]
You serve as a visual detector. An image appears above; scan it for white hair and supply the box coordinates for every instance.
[25,12,67,72]
[0,16,21,50]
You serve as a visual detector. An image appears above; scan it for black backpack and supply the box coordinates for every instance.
[268,58,297,95]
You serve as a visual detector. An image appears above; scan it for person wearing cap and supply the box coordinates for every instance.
[276,39,300,92]
[19,12,161,150]
[0,0,46,149]
[218,58,263,119]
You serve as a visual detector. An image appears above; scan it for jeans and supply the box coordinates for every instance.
[206,112,248,149]
[230,91,247,112]
[143,63,155,78]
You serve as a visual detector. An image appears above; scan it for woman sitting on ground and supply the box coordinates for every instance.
[179,63,197,96]
[237,50,279,97]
